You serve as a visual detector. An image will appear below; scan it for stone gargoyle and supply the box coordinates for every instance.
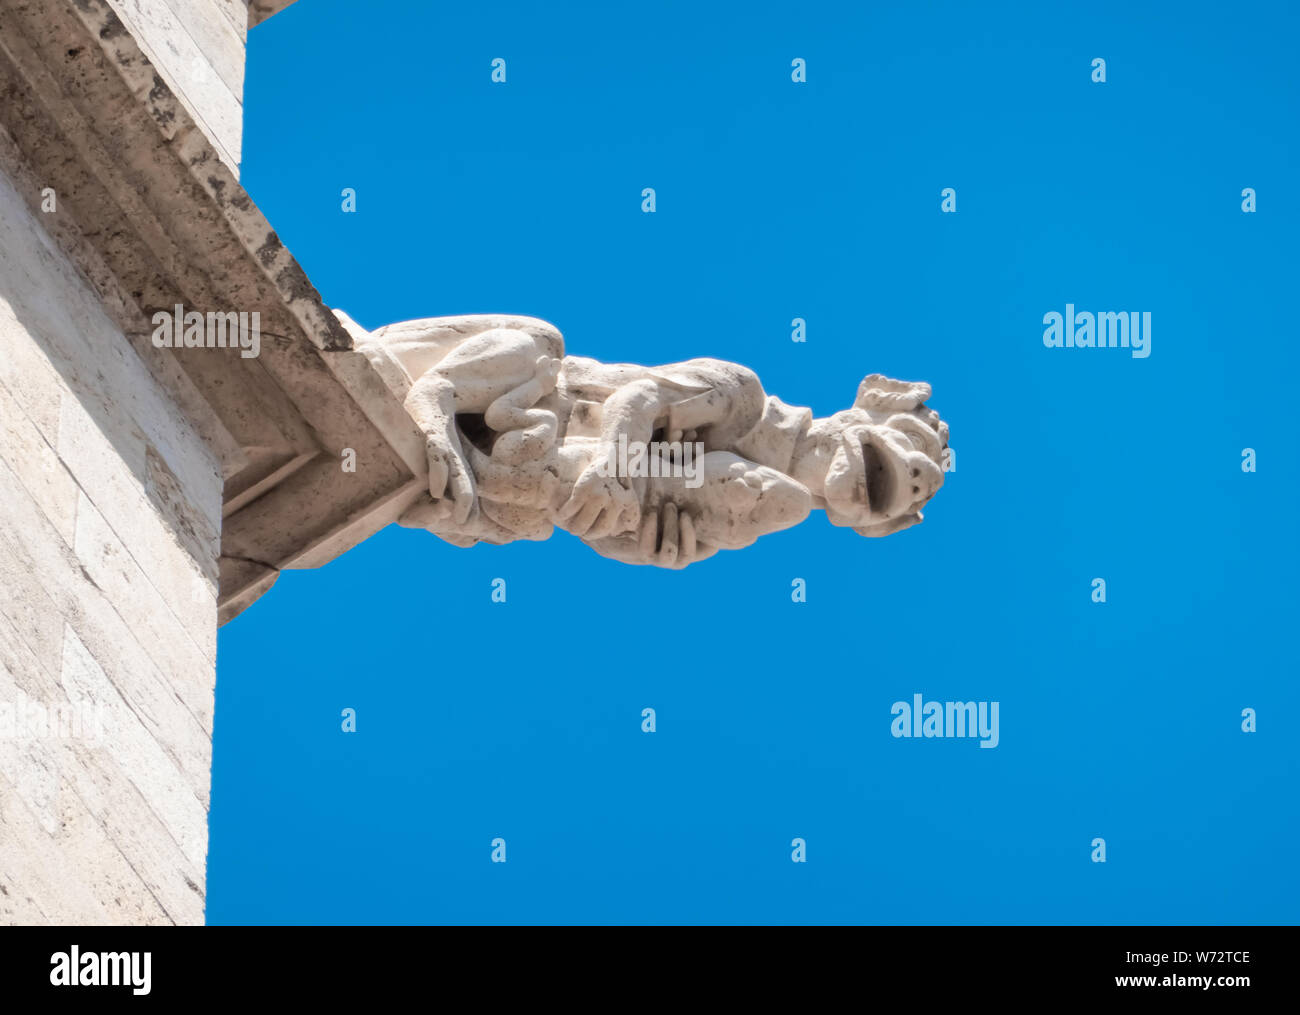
[335,312,950,569]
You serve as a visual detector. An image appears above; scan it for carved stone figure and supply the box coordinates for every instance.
[339,313,950,568]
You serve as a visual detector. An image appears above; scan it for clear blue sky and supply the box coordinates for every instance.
[207,0,1299,924]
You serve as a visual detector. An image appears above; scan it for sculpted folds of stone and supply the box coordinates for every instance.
[339,313,950,568]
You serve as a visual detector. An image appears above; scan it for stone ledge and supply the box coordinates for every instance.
[0,0,425,623]
[247,0,298,29]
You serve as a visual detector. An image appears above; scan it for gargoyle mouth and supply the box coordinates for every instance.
[861,438,891,515]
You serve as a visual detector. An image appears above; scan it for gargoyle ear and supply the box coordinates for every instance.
[854,374,932,412]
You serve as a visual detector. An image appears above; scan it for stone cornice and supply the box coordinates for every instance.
[248,0,299,29]
[0,0,425,623]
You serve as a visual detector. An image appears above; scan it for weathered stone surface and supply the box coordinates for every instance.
[0,381,78,547]
[0,0,425,624]
[246,0,297,28]
[105,0,245,170]
[0,614,206,924]
[0,286,215,925]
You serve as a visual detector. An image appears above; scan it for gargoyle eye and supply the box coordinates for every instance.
[894,422,939,459]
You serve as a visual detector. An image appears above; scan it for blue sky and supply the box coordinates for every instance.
[207,0,1299,924]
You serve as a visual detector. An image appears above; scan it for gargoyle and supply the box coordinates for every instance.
[337,313,950,568]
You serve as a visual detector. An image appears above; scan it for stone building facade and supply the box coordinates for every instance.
[0,0,424,924]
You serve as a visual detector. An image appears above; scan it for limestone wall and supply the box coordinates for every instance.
[0,162,221,925]
[0,0,413,925]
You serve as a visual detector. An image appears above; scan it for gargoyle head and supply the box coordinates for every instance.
[803,374,950,537]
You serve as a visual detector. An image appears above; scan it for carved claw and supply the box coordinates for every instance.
[536,354,561,389]
[426,439,450,500]
[637,501,698,569]
[427,435,477,525]
[558,464,639,540]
